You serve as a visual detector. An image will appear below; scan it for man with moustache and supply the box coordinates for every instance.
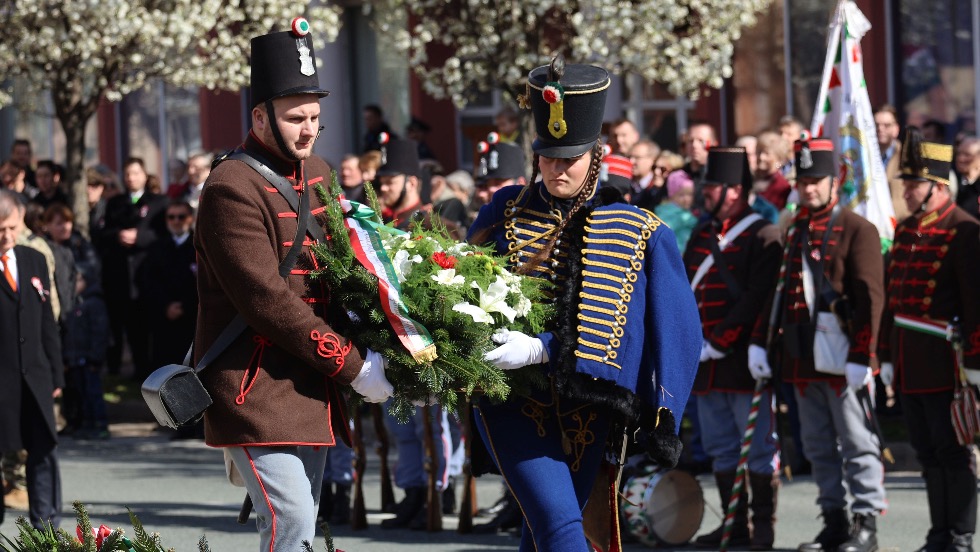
[194,18,392,550]
[755,137,886,552]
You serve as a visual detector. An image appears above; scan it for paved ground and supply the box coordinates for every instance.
[0,420,952,551]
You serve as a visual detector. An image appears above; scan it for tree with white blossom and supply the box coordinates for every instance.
[0,0,339,233]
[369,0,771,146]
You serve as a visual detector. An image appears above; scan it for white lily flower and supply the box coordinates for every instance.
[431,268,466,286]
[452,302,494,324]
[480,277,519,323]
[392,249,423,283]
[514,295,532,318]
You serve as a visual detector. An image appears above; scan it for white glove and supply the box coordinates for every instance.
[747,344,772,381]
[699,340,727,363]
[879,362,894,386]
[350,349,393,403]
[845,362,873,391]
[964,369,980,386]
[483,329,549,370]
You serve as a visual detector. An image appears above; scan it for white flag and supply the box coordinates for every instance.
[810,0,895,249]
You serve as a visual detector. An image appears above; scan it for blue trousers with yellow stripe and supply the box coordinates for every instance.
[475,388,612,552]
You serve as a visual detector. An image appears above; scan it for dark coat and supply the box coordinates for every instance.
[50,238,77,325]
[0,246,64,450]
[195,132,363,447]
[139,232,198,366]
[684,208,783,393]
[879,201,980,393]
[61,281,109,367]
[754,202,885,383]
[99,191,168,301]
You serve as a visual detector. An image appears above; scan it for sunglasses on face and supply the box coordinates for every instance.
[167,213,190,221]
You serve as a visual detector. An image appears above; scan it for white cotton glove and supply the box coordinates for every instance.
[747,344,772,381]
[879,362,895,386]
[484,329,549,370]
[964,369,980,386]
[845,362,873,390]
[699,340,727,363]
[350,349,393,403]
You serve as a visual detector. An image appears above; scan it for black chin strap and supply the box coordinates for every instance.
[265,99,298,163]
[919,181,936,213]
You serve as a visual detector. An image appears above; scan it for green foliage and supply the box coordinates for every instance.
[0,502,174,552]
[313,175,552,420]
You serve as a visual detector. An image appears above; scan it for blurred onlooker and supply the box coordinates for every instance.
[363,104,396,153]
[608,118,640,156]
[755,131,792,210]
[445,170,475,212]
[655,151,684,182]
[654,170,697,252]
[737,135,760,174]
[922,119,946,142]
[406,118,437,162]
[495,106,521,144]
[875,104,907,222]
[683,121,717,215]
[16,202,61,322]
[955,136,980,220]
[30,161,68,210]
[61,267,110,440]
[24,203,76,327]
[1,161,37,201]
[629,140,664,210]
[360,150,382,185]
[339,154,366,203]
[474,142,525,209]
[85,165,121,249]
[430,170,470,230]
[99,157,167,378]
[139,200,197,370]
[43,204,101,289]
[146,173,162,195]
[9,139,36,188]
[778,115,804,180]
[167,152,212,211]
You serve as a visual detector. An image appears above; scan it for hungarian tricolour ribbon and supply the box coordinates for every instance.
[338,198,437,362]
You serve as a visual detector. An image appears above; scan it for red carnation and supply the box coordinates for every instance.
[432,252,457,269]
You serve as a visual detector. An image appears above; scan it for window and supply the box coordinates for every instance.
[620,74,695,152]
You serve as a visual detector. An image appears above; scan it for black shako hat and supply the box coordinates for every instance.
[250,17,330,109]
[899,126,953,185]
[476,134,525,182]
[705,147,752,191]
[526,55,610,158]
[376,133,420,177]
[794,136,837,179]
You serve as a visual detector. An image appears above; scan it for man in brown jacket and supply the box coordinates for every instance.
[195,19,392,551]
[753,137,886,552]
[879,128,980,552]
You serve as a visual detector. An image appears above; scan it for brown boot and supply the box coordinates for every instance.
[749,472,778,550]
[3,487,28,511]
[695,471,750,548]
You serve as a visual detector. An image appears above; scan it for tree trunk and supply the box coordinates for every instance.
[62,116,91,239]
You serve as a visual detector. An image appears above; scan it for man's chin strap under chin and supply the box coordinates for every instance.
[919,181,936,213]
[265,99,298,163]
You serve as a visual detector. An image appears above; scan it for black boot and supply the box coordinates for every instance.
[917,468,951,552]
[329,483,351,526]
[838,513,878,552]
[749,472,778,551]
[473,491,521,534]
[316,481,332,523]
[442,477,456,515]
[798,509,851,551]
[381,487,426,529]
[695,471,750,548]
[945,469,977,552]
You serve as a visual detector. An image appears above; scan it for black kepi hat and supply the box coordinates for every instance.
[525,55,610,158]
[250,17,330,108]
[376,133,420,177]
[794,135,837,179]
[899,127,953,185]
[476,133,525,182]
[705,146,752,191]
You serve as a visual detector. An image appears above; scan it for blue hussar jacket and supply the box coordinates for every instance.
[468,181,701,432]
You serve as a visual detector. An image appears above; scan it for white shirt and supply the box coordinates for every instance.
[632,173,654,193]
[173,232,190,247]
[1,247,18,289]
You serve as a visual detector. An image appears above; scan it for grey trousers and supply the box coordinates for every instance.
[795,381,887,514]
[226,445,328,552]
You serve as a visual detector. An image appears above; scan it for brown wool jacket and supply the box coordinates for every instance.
[879,200,980,393]
[754,202,885,384]
[194,132,363,447]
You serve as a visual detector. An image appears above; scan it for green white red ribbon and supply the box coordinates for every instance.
[339,198,437,362]
[894,313,951,340]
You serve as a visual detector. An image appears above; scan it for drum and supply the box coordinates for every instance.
[620,467,704,547]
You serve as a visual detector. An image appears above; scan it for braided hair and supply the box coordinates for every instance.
[516,140,604,275]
